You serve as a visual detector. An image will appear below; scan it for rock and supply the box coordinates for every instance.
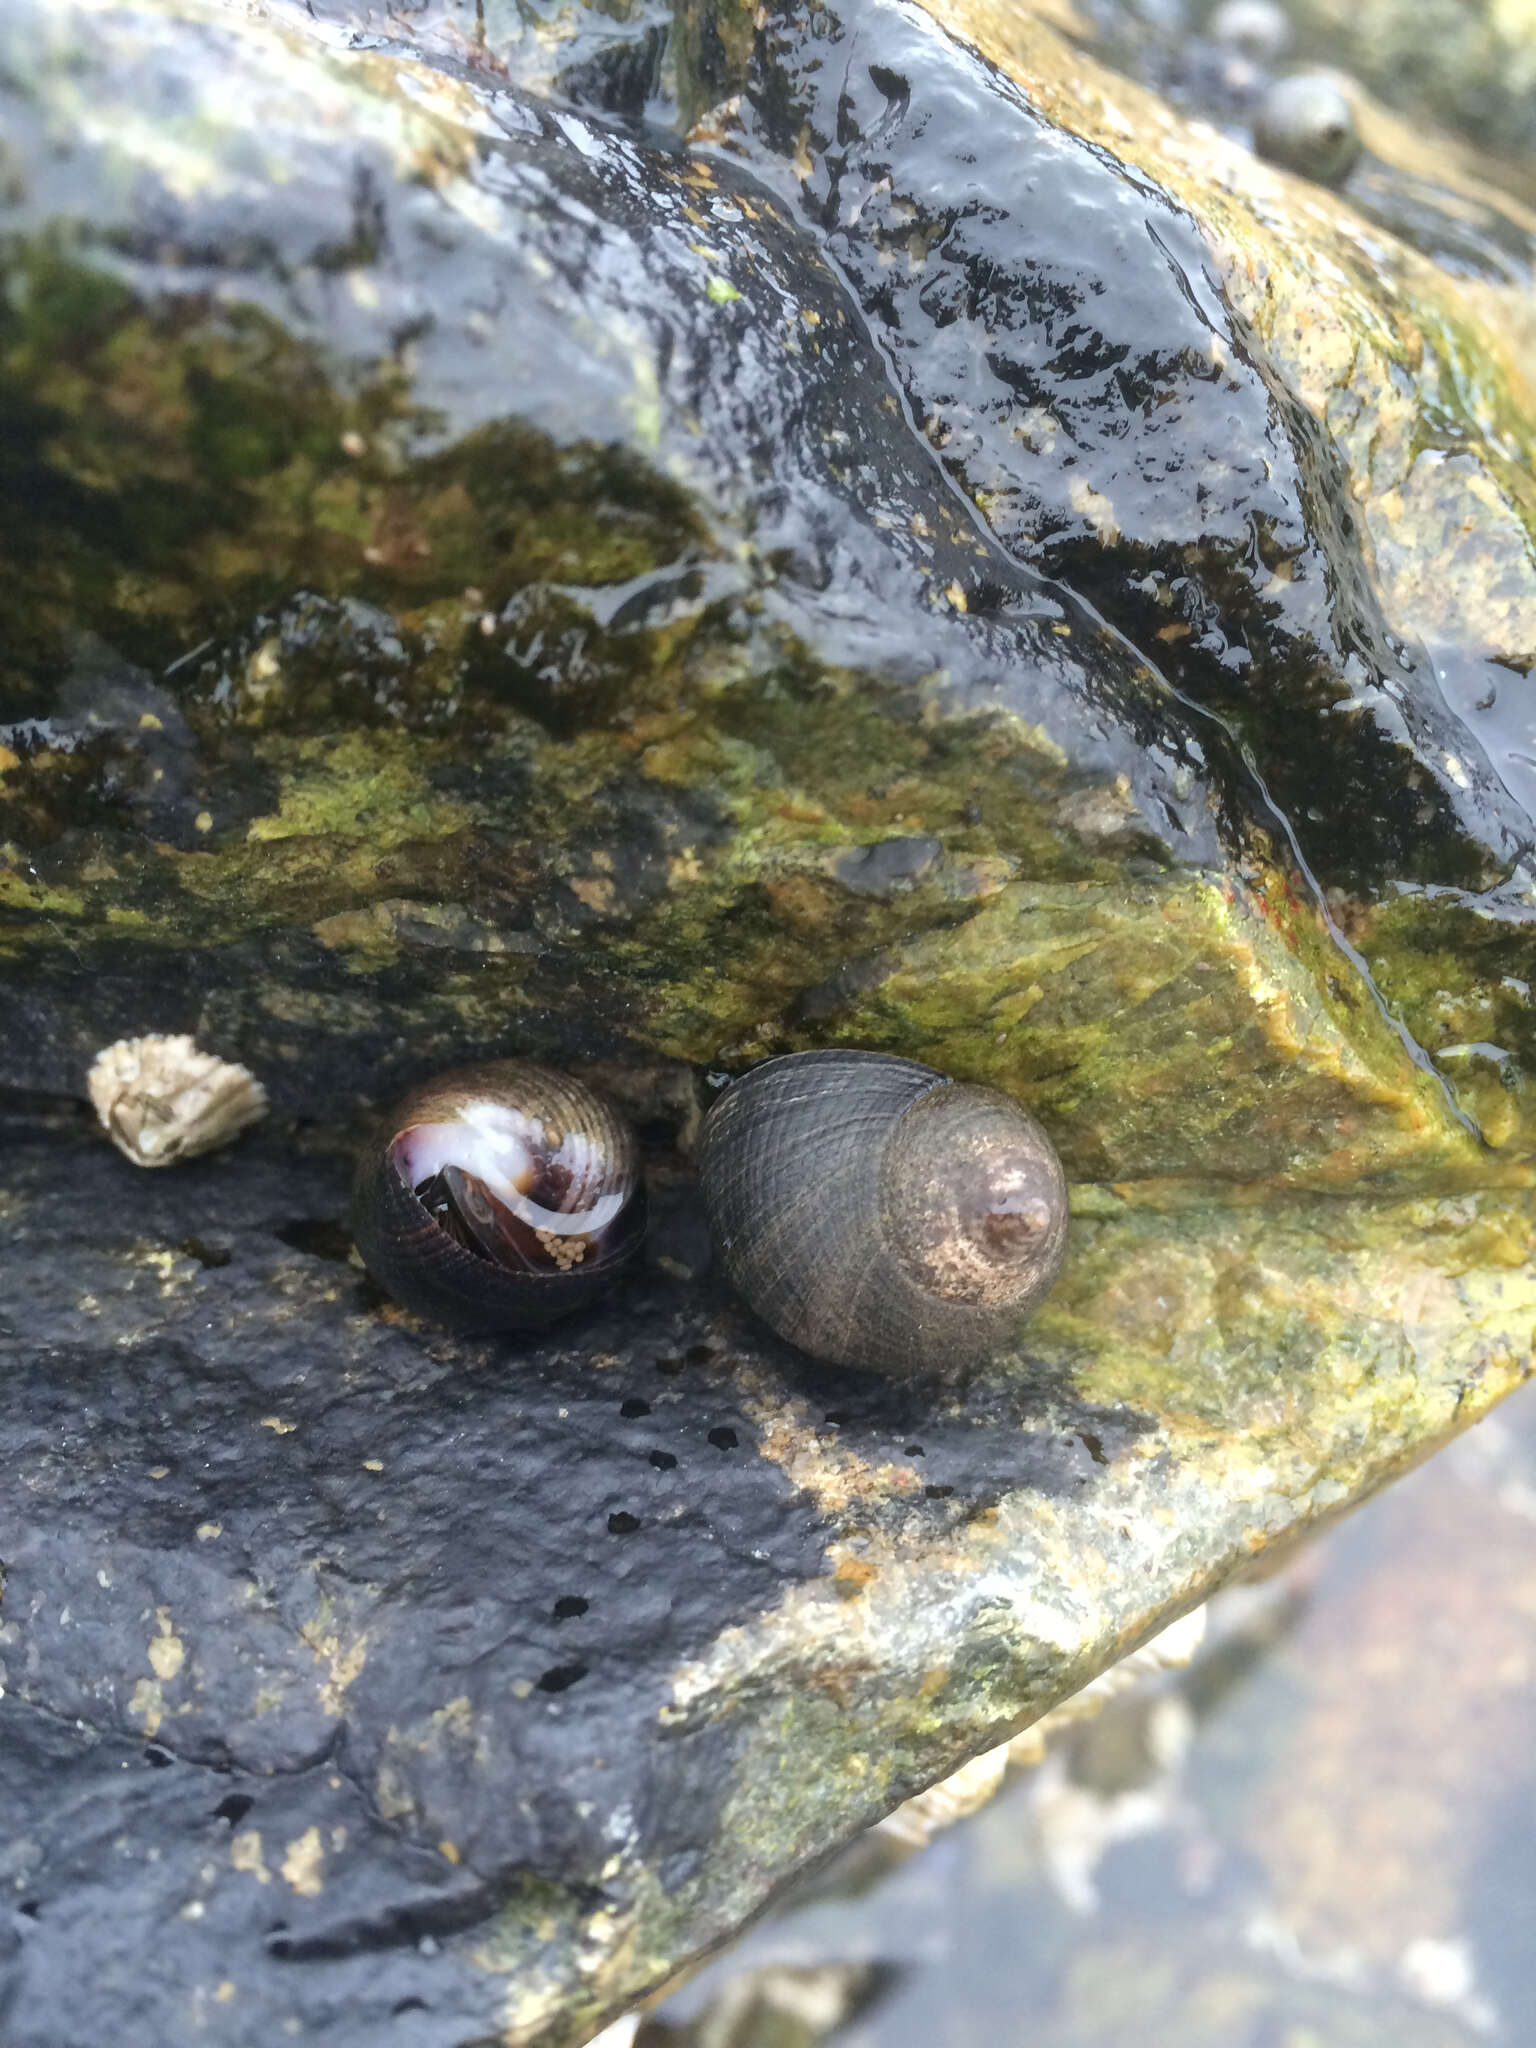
[3,0,1536,2041]
[5,1098,1533,2047]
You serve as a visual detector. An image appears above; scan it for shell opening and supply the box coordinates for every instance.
[391,1103,625,1236]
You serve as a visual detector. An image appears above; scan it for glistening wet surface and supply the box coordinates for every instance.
[643,1375,1536,2048]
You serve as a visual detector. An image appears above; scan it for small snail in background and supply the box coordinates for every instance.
[1253,73,1361,187]
[1207,0,1290,66]
[697,1050,1068,1374]
[351,1062,645,1332]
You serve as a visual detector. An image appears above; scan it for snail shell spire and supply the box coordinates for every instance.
[697,1050,1068,1374]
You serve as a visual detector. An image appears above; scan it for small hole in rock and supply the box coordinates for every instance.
[18,1900,40,1919]
[649,1450,677,1472]
[276,1217,356,1263]
[905,1444,925,1457]
[143,1744,175,1768]
[924,1483,955,1501]
[392,1998,429,2018]
[176,1236,231,1268]
[214,1793,255,1827]
[620,1397,651,1419]
[553,1595,588,1620]
[685,1344,715,1366]
[708,1426,738,1451]
[656,1355,684,1377]
[537,1661,589,1693]
[608,1511,641,1534]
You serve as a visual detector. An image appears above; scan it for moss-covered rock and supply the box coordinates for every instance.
[6,0,1536,1157]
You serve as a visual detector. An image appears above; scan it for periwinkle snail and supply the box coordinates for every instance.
[1207,0,1291,65]
[1253,73,1361,187]
[698,1050,1069,1374]
[352,1061,645,1332]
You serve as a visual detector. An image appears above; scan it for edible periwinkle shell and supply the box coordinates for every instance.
[1207,0,1291,65]
[1253,73,1361,187]
[352,1061,645,1332]
[697,1050,1068,1374]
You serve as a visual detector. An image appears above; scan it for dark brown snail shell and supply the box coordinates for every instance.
[351,1061,645,1333]
[697,1050,1068,1374]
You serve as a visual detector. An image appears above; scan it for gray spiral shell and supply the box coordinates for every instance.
[697,1050,1068,1374]
[1253,73,1360,187]
[352,1060,645,1333]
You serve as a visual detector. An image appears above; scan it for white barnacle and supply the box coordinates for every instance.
[87,1034,267,1168]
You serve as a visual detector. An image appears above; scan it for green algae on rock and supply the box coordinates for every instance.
[4,0,1536,2041]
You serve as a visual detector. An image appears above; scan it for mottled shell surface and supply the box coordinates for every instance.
[351,1060,645,1333]
[87,1034,267,1167]
[697,1050,1068,1374]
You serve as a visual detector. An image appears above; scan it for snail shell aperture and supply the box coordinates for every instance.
[351,1061,645,1332]
[697,1050,1069,1374]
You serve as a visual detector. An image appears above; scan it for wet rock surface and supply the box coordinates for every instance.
[5,0,1536,1146]
[0,1115,826,2043]
[5,1095,1534,2045]
[637,1393,1536,2047]
[4,0,1536,2039]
